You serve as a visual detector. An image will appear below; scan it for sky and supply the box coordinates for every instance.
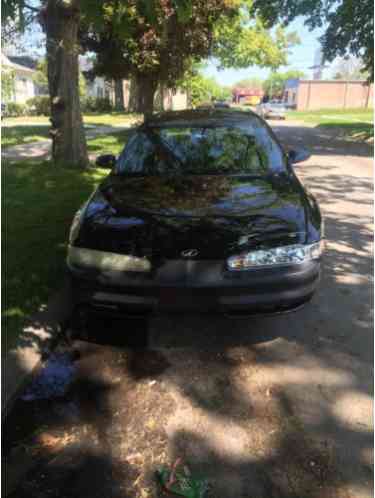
[202,18,327,86]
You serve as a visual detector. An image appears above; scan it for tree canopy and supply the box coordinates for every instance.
[178,65,232,106]
[252,0,374,80]
[213,16,299,70]
[79,0,299,113]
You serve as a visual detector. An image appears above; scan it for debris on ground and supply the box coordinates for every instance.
[157,458,208,498]
[36,431,78,454]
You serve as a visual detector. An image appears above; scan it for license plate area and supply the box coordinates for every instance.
[158,288,217,310]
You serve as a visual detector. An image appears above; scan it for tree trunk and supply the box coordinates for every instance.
[135,75,158,118]
[114,79,124,110]
[154,84,165,112]
[44,0,88,168]
[128,76,138,112]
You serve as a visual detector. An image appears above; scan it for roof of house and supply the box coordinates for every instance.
[8,55,38,70]
[1,53,35,74]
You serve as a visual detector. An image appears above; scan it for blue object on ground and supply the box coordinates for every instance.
[22,353,76,401]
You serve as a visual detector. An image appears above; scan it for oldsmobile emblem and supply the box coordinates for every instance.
[181,249,199,258]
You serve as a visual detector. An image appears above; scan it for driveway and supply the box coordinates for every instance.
[4,120,373,498]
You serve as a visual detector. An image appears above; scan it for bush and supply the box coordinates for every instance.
[81,96,113,113]
[26,96,50,116]
[80,96,95,112]
[6,102,27,117]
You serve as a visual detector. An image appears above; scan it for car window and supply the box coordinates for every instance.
[116,122,286,176]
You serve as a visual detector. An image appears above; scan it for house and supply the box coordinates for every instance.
[79,56,110,100]
[1,53,37,103]
[284,79,374,110]
[158,87,188,111]
[86,77,109,99]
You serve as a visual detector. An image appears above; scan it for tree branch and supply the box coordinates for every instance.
[23,2,40,13]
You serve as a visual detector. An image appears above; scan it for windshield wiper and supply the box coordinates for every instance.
[142,126,186,172]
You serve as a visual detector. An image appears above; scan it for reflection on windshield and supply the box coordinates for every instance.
[116,125,285,176]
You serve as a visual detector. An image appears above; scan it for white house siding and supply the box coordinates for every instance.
[1,54,36,103]
[86,76,107,99]
[170,88,188,110]
[13,73,35,103]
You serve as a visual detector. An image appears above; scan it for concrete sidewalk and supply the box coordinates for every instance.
[2,123,135,162]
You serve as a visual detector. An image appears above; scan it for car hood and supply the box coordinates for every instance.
[78,174,309,259]
[100,174,303,217]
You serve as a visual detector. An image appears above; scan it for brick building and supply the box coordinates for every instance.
[284,79,373,110]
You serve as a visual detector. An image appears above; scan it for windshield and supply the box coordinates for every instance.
[116,122,286,176]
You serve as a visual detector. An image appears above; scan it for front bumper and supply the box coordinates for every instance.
[69,259,320,317]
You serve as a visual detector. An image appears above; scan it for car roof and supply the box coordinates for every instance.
[144,108,261,127]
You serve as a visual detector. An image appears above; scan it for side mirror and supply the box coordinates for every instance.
[288,148,311,164]
[96,154,116,169]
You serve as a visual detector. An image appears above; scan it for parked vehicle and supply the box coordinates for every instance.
[256,101,287,120]
[67,109,322,319]
[213,100,231,109]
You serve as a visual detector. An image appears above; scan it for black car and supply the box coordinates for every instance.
[67,109,323,318]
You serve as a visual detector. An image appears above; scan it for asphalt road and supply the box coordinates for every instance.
[4,120,373,498]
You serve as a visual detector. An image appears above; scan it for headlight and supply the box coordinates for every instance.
[227,242,322,271]
[67,246,151,272]
[69,203,87,244]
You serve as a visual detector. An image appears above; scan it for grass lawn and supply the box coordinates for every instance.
[87,128,132,156]
[2,125,50,148]
[2,161,107,353]
[2,129,134,353]
[287,108,374,141]
[83,112,141,126]
[2,112,140,149]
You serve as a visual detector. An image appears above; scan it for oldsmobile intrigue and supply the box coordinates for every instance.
[67,109,323,317]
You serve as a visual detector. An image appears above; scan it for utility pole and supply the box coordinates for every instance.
[269,68,275,99]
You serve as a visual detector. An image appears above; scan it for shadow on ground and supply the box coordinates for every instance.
[274,122,374,159]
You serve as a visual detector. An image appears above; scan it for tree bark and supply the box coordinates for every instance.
[135,74,158,118]
[114,79,124,110]
[127,76,138,112]
[43,0,88,168]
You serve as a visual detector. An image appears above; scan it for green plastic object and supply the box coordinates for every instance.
[156,459,208,498]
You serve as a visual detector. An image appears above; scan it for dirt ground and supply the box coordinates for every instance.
[4,120,373,498]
